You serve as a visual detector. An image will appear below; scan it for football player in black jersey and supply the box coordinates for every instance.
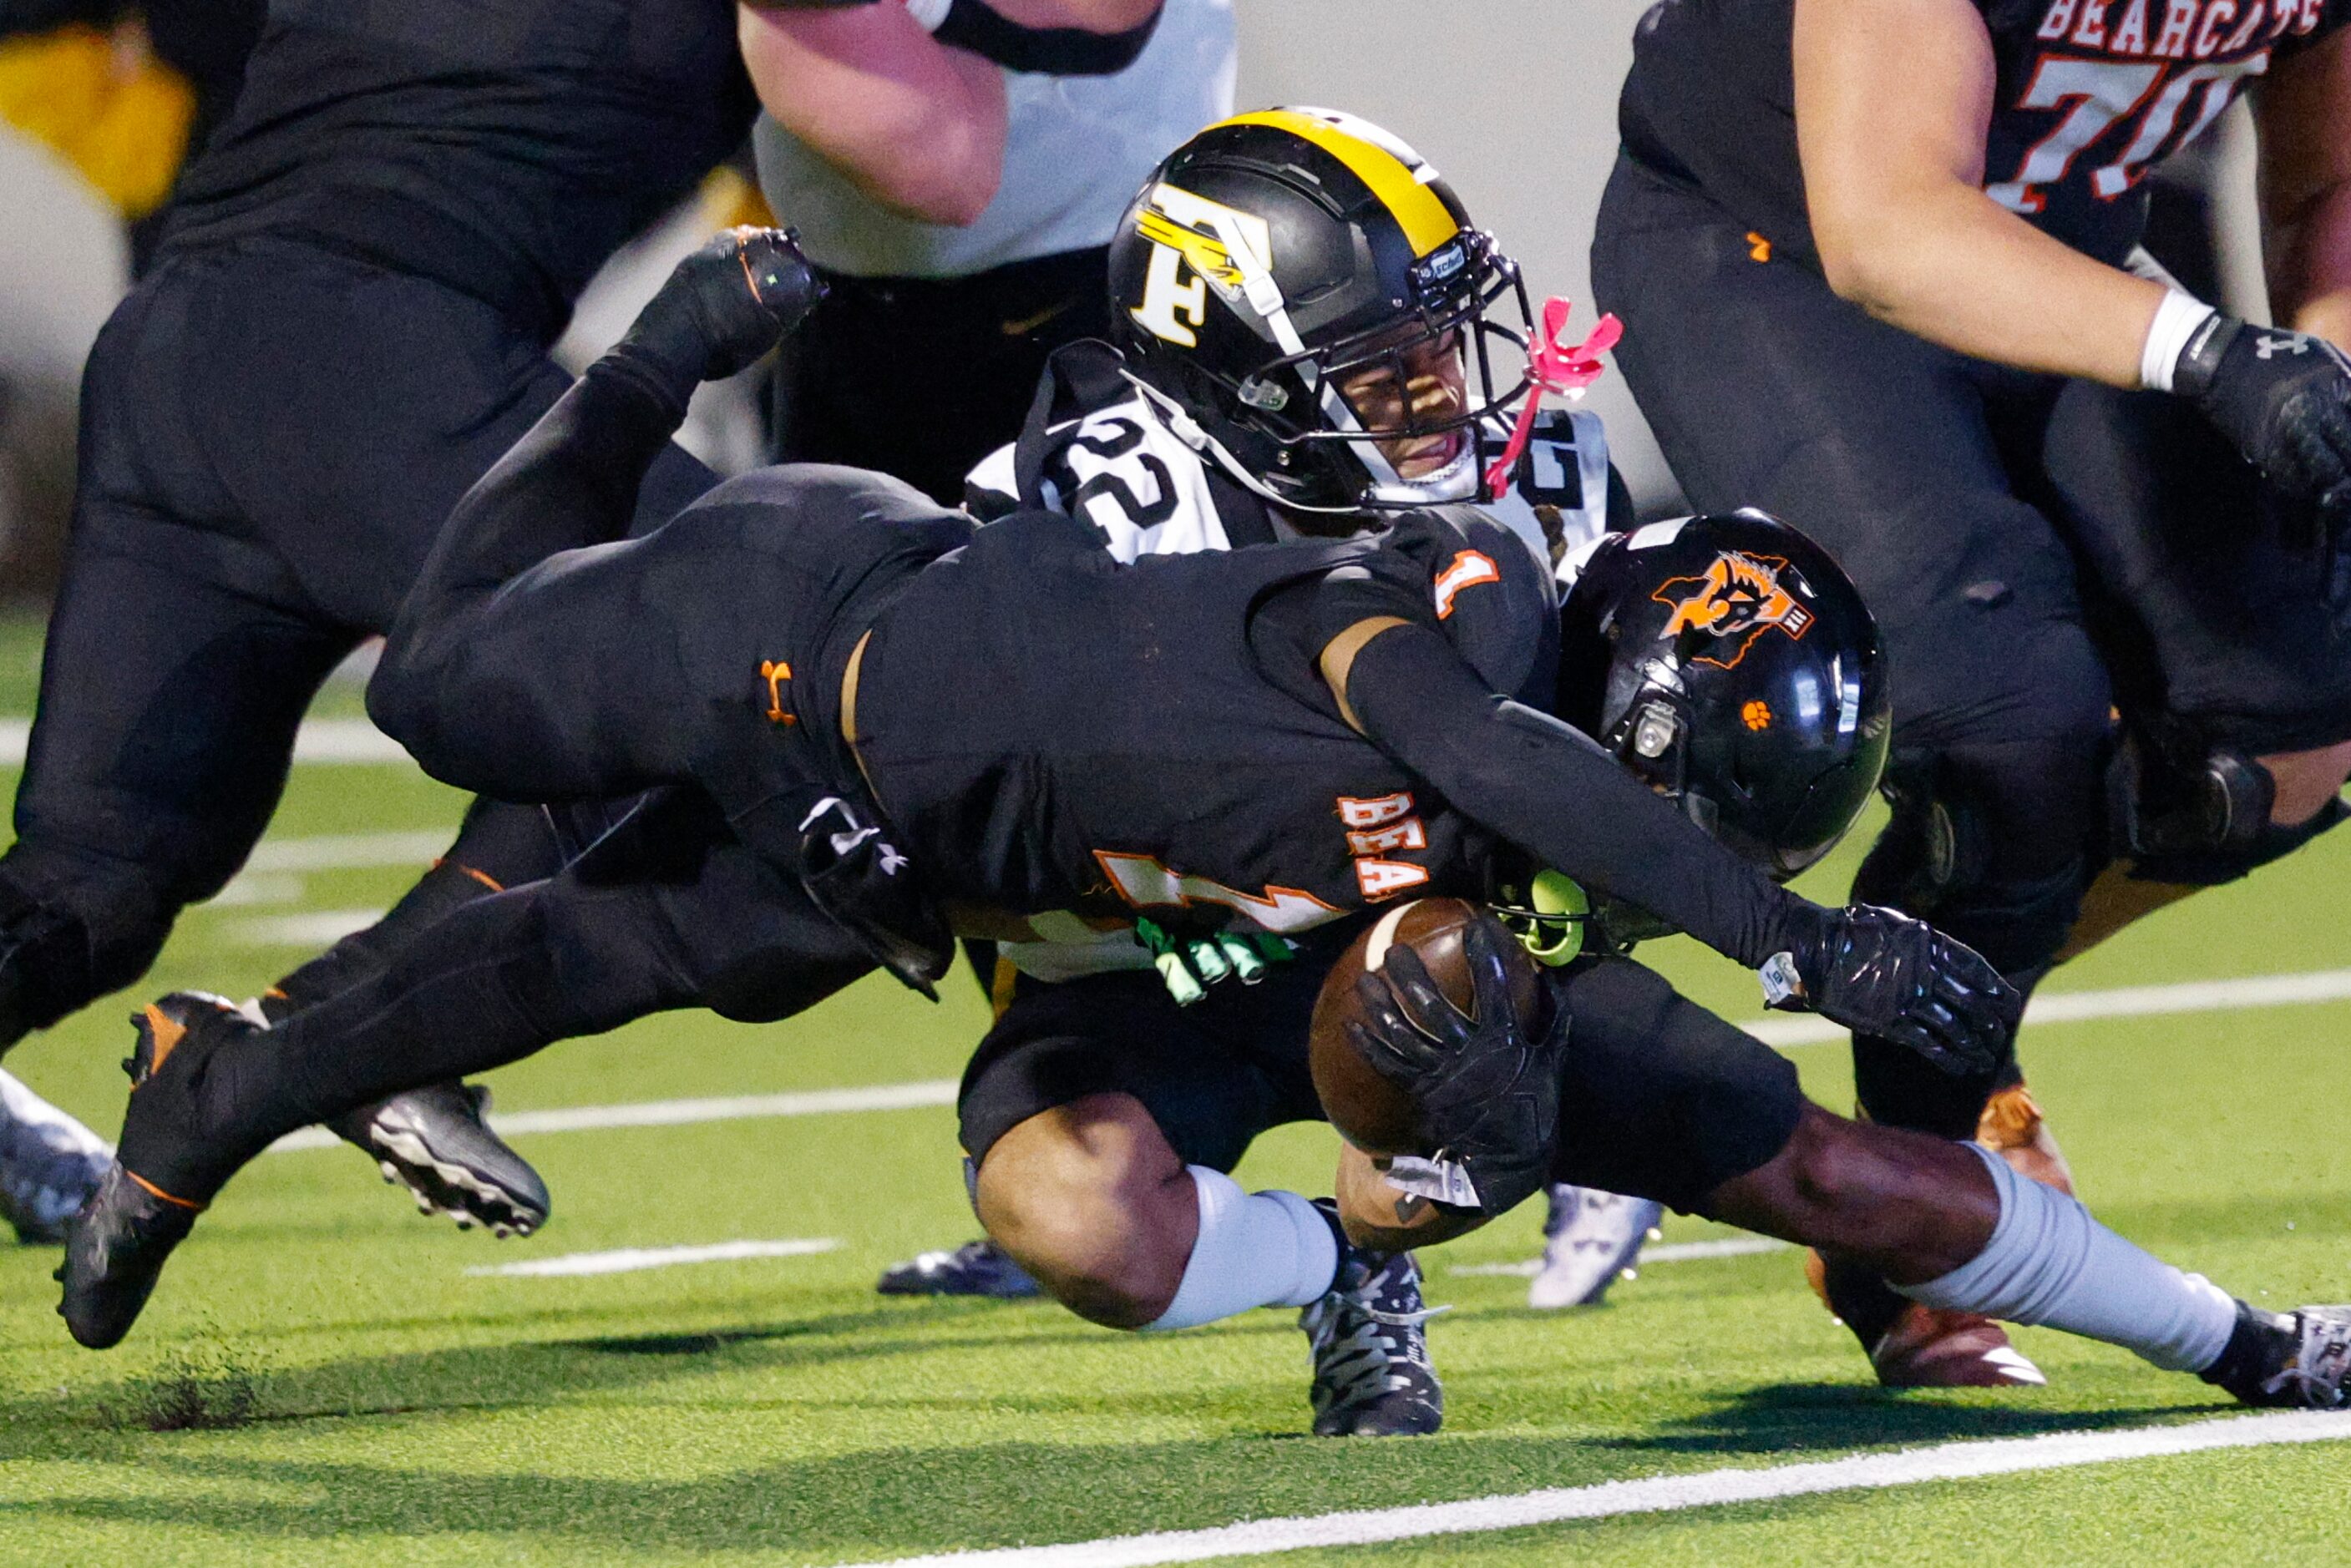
[1592,0,2351,1386]
[57,230,2351,1420]
[0,0,759,1246]
[902,110,1625,1429]
[0,0,1201,1245]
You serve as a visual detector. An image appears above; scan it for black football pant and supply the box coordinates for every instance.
[0,237,715,1053]
[128,788,882,1201]
[770,245,1112,506]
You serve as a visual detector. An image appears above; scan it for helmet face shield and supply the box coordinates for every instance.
[1233,237,1534,507]
[1108,109,1536,513]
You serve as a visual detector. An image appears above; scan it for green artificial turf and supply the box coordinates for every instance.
[3,607,2351,1564]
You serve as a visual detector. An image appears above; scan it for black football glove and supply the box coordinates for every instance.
[2176,315,2351,520]
[1345,919,1567,1218]
[612,226,825,403]
[1759,903,2019,1078]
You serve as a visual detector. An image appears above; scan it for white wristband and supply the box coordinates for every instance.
[905,0,953,30]
[2140,288,2218,393]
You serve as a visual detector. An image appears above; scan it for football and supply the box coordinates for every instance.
[1308,897,1544,1156]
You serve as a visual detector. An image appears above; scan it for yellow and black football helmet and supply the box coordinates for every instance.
[1107,108,1533,513]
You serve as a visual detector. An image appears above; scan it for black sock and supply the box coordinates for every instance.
[2198,1299,2283,1390]
[267,800,562,1019]
[1309,1196,1360,1292]
[1822,1254,1910,1352]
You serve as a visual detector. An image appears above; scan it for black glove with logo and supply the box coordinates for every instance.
[1759,903,2019,1078]
[2176,315,2351,518]
[609,227,826,412]
[1346,920,1568,1218]
[794,794,954,1001]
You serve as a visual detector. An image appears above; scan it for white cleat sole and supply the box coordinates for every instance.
[367,1122,541,1239]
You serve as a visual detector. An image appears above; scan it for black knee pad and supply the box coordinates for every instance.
[0,848,180,1048]
[1853,743,2092,978]
[2106,725,2348,886]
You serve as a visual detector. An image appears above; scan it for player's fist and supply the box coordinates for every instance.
[2176,316,2351,518]
[617,226,825,393]
[1759,903,2018,1078]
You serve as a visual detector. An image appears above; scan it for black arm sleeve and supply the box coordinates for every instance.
[1344,622,1803,969]
[932,0,1162,73]
[370,359,709,801]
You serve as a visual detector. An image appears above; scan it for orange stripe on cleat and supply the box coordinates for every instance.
[124,1169,205,1212]
[456,864,505,893]
[139,1004,187,1076]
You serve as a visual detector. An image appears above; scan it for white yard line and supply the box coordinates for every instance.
[1450,1237,1789,1277]
[264,1079,962,1153]
[241,830,454,872]
[1745,965,2351,1047]
[464,1237,839,1278]
[836,1410,2351,1568]
[0,716,407,766]
[261,966,2351,1155]
[226,909,388,948]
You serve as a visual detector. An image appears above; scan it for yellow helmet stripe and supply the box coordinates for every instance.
[1214,109,1459,258]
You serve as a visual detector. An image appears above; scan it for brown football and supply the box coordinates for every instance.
[1309,898,1543,1156]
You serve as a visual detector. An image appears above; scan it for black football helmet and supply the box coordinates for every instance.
[1107,107,1533,513]
[1554,510,1892,881]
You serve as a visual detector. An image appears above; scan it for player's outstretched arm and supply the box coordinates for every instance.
[373,230,822,798]
[1325,618,2019,1074]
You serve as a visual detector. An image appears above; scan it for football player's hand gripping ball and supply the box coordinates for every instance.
[1759,903,2019,1078]
[619,226,827,392]
[2176,316,2351,521]
[1345,920,1568,1218]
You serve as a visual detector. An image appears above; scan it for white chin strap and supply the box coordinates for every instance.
[1365,440,1478,507]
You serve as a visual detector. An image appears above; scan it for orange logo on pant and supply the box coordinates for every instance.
[759,660,797,725]
[1653,552,1813,670]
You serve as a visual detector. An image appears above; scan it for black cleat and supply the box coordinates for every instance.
[1301,1248,1446,1437]
[53,995,235,1349]
[328,1084,550,1238]
[2205,1301,2351,1408]
[876,1237,1041,1298]
[54,1163,199,1348]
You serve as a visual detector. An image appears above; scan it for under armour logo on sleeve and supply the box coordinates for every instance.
[2256,336,2312,361]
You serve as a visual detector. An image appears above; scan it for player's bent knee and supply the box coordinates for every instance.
[1857,734,2102,978]
[972,1095,1194,1328]
[0,846,176,1044]
[2109,727,2351,888]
